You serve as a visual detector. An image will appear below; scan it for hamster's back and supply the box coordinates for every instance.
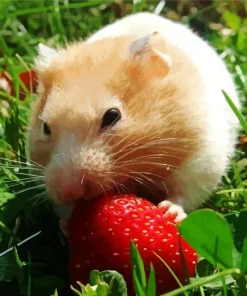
[88,12,239,105]
[88,12,240,156]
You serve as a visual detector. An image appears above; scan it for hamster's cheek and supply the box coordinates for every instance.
[29,142,52,168]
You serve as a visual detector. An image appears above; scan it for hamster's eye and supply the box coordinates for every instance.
[43,122,51,136]
[101,108,121,129]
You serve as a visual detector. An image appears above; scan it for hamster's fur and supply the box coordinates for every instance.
[28,12,240,222]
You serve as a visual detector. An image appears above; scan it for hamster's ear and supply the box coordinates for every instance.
[129,32,172,77]
[35,43,58,69]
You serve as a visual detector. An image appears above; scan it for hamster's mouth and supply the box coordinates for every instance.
[56,178,166,206]
[111,180,166,206]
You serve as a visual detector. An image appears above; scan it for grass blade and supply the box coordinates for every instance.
[133,266,146,296]
[161,268,240,296]
[222,90,247,134]
[147,263,156,296]
[0,0,113,18]
[132,0,146,13]
[153,252,186,292]
[130,241,146,289]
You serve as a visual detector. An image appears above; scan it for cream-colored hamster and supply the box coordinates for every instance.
[28,12,240,223]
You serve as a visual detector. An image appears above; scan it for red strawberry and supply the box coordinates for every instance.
[0,69,37,100]
[18,69,37,100]
[68,193,197,295]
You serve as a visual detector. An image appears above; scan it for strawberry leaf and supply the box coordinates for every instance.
[89,270,127,296]
[147,263,156,296]
[179,209,234,270]
[95,281,110,296]
[130,241,146,289]
[71,282,98,296]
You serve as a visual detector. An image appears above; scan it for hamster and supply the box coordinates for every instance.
[28,12,241,224]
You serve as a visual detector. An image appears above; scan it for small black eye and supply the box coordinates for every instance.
[43,122,51,136]
[101,108,121,129]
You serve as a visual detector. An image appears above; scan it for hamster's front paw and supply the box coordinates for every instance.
[158,200,187,223]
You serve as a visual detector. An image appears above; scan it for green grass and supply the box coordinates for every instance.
[0,0,247,295]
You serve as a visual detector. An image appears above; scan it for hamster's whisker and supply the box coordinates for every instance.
[106,178,119,193]
[102,121,122,147]
[113,138,191,162]
[161,181,169,195]
[139,138,193,148]
[110,132,150,155]
[106,175,126,194]
[128,175,153,192]
[107,171,151,192]
[103,113,143,149]
[96,180,107,196]
[13,184,46,196]
[6,178,43,189]
[4,176,42,184]
[114,161,177,170]
[113,132,142,149]
[2,171,44,179]
[125,153,179,159]
[118,183,130,193]
[114,180,121,195]
[0,154,45,169]
[117,152,181,164]
[130,171,168,182]
[0,157,44,169]
[80,174,86,185]
[106,177,130,194]
[130,171,169,195]
[17,153,45,168]
[0,164,43,171]
[139,174,169,195]
[131,175,150,188]
[53,153,65,158]
[107,130,153,156]
[31,190,50,206]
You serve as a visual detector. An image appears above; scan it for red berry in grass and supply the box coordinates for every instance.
[0,69,37,100]
[18,69,37,100]
[68,193,197,295]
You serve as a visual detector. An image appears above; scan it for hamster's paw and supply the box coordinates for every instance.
[158,200,187,223]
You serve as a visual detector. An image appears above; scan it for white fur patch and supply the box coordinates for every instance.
[35,43,58,68]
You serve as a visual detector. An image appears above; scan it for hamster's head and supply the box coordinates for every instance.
[28,32,200,203]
